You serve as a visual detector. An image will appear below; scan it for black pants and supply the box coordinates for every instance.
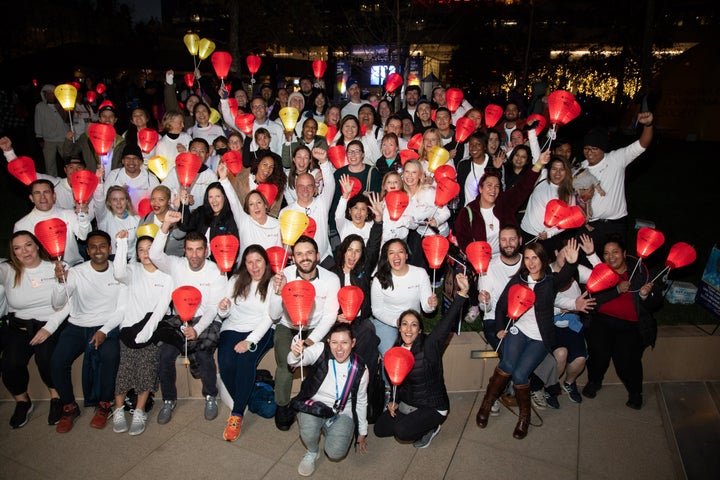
[585,313,646,396]
[374,405,445,442]
[158,344,218,400]
[1,319,61,395]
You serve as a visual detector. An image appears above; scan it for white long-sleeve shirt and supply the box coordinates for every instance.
[478,256,523,321]
[14,206,91,266]
[0,261,69,324]
[218,279,275,344]
[269,265,340,345]
[287,344,369,436]
[103,167,159,209]
[371,265,433,327]
[113,238,173,341]
[581,140,646,221]
[50,261,126,334]
[406,187,450,237]
[161,166,217,211]
[219,177,281,254]
[155,132,192,171]
[335,197,372,243]
[92,192,139,258]
[149,230,227,336]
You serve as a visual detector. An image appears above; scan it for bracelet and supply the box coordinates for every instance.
[644,123,653,127]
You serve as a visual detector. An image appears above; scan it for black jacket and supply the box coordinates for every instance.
[396,294,467,411]
[496,262,577,351]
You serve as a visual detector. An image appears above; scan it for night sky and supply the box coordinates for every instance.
[119,0,161,22]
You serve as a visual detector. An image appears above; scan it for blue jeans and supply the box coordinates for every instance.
[297,412,355,460]
[498,328,549,385]
[217,329,274,416]
[51,324,120,406]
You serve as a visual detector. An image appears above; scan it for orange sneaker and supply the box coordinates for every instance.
[90,401,112,429]
[223,415,243,441]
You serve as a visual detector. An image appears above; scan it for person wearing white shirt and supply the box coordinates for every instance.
[109,232,173,436]
[340,79,369,120]
[149,213,228,425]
[269,236,341,431]
[14,179,92,266]
[216,245,277,441]
[580,112,654,245]
[161,138,218,211]
[102,144,159,210]
[92,185,140,260]
[287,323,369,476]
[155,111,192,171]
[48,230,126,433]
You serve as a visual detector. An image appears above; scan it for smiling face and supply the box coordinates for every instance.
[206,187,225,215]
[511,149,529,170]
[314,93,326,110]
[466,110,483,130]
[122,154,142,176]
[130,109,148,129]
[289,95,304,111]
[487,131,500,154]
[603,242,627,273]
[64,160,84,179]
[245,251,267,282]
[295,174,316,204]
[358,107,374,128]
[302,119,318,142]
[255,156,274,183]
[108,189,129,215]
[383,173,402,193]
[405,89,419,107]
[87,235,110,269]
[584,146,604,166]
[504,103,519,122]
[245,192,268,222]
[499,228,521,259]
[194,104,210,126]
[385,118,402,137]
[435,110,451,132]
[293,148,311,173]
[234,89,248,107]
[468,137,486,162]
[349,202,368,226]
[416,103,431,122]
[189,141,209,162]
[347,83,361,102]
[228,134,243,151]
[346,144,364,167]
[510,130,525,148]
[478,175,500,207]
[184,239,207,271]
[386,241,408,273]
[549,159,567,185]
[343,240,363,272]
[523,248,543,279]
[399,313,421,346]
[250,99,267,122]
[150,189,169,216]
[255,132,270,150]
[378,101,391,119]
[553,142,572,162]
[341,119,359,140]
[328,331,356,364]
[402,162,423,189]
[292,240,319,276]
[12,234,42,269]
[381,137,399,159]
[326,106,340,126]
[186,95,200,115]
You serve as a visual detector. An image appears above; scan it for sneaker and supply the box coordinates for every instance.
[129,409,148,436]
[413,424,442,449]
[56,403,80,433]
[112,407,128,433]
[490,399,501,416]
[90,401,112,429]
[298,451,318,477]
[204,395,218,421]
[223,415,243,441]
[530,390,547,410]
[582,381,602,399]
[563,381,583,403]
[545,393,560,409]
[157,400,176,425]
[48,398,63,425]
[10,400,34,429]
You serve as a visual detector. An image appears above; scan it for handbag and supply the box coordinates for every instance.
[291,354,360,418]
[365,358,385,424]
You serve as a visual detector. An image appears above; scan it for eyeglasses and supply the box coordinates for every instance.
[251,104,266,111]
[347,149,363,155]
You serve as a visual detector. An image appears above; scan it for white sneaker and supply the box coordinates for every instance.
[129,409,148,436]
[490,399,501,416]
[112,407,128,433]
[298,451,318,477]
[531,389,547,410]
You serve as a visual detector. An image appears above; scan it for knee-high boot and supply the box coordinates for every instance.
[476,367,511,428]
[513,384,531,439]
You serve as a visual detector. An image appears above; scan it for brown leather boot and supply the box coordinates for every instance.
[513,384,531,439]
[476,367,511,428]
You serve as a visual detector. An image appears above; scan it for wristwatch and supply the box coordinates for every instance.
[247,341,257,352]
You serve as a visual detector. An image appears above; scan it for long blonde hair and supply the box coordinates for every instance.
[105,185,136,216]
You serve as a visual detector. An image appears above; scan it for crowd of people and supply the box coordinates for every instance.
[0,70,662,477]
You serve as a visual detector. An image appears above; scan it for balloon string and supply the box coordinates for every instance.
[651,266,669,284]
[628,258,641,284]
[495,319,513,353]
[59,257,71,305]
[69,111,76,143]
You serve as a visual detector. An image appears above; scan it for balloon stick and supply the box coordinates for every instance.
[69,111,76,143]
[651,266,670,284]
[392,385,397,405]
[419,206,439,236]
[628,258,642,284]
[299,325,304,382]
[495,319,514,353]
[276,247,289,294]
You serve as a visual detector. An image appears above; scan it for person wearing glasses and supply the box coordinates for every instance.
[579,112,654,246]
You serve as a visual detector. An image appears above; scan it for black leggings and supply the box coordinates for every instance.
[1,319,61,395]
[374,405,445,442]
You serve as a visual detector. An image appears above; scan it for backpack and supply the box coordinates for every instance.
[248,370,277,418]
